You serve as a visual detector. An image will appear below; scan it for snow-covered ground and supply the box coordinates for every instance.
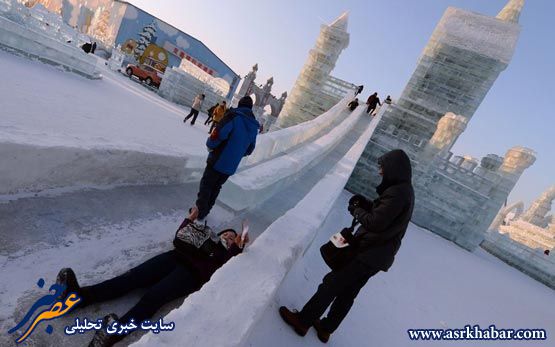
[245,191,555,347]
[0,48,211,196]
[0,49,207,153]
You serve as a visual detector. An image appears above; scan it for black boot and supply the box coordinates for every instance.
[88,313,122,347]
[55,268,81,300]
[279,306,310,336]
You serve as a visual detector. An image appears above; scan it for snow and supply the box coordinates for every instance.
[0,49,210,196]
[245,198,555,347]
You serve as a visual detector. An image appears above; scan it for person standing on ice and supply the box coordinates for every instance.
[279,149,414,343]
[355,85,363,96]
[183,93,205,125]
[366,92,381,115]
[208,100,227,134]
[204,102,220,125]
[189,96,259,227]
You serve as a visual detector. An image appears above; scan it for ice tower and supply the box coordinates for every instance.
[347,1,534,250]
[275,12,350,128]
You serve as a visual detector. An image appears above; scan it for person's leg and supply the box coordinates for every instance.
[184,109,195,121]
[297,261,372,327]
[195,165,220,220]
[119,263,199,324]
[320,268,379,333]
[81,251,178,305]
[190,109,200,125]
[205,171,229,216]
[204,115,212,125]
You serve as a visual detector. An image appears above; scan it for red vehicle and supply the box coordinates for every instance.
[125,64,163,87]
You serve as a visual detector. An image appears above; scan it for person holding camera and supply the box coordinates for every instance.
[279,149,414,343]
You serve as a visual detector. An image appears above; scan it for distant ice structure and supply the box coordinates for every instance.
[157,65,227,113]
[482,184,555,289]
[0,0,101,78]
[232,64,287,131]
[347,0,533,251]
[275,12,356,129]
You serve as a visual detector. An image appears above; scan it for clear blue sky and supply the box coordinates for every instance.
[129,0,554,207]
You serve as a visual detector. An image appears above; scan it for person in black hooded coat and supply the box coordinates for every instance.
[279,149,414,343]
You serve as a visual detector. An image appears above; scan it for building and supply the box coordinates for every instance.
[347,0,535,251]
[275,12,354,129]
[32,0,240,99]
[483,185,555,289]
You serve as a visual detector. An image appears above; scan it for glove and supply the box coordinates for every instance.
[340,228,357,246]
[347,194,365,215]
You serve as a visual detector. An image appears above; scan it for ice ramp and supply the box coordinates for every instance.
[219,105,369,210]
[132,108,381,347]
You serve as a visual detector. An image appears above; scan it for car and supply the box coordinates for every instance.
[125,64,163,87]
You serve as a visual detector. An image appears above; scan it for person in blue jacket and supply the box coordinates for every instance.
[189,96,260,227]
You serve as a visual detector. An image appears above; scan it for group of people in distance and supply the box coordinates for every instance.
[348,85,392,115]
[53,89,415,346]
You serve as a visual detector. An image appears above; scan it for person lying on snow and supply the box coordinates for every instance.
[54,211,249,347]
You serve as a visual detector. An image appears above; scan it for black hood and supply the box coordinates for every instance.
[376,149,412,195]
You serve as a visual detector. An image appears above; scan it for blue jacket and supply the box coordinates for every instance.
[206,107,260,175]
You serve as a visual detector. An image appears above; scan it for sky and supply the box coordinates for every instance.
[128,0,554,208]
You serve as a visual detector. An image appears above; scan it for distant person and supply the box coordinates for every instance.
[208,101,227,134]
[279,149,414,343]
[81,42,92,53]
[545,249,550,256]
[204,102,219,126]
[366,92,381,115]
[189,96,259,228]
[56,219,249,347]
[384,95,392,104]
[183,94,205,125]
[355,85,363,96]
[91,42,97,54]
[347,98,359,111]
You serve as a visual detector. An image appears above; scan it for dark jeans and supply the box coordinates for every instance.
[298,260,379,334]
[184,108,200,124]
[204,115,213,125]
[366,106,376,114]
[81,250,199,326]
[195,165,229,220]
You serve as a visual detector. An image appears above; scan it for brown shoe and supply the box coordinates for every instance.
[279,306,309,336]
[313,319,331,343]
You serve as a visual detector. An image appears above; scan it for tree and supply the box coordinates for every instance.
[134,21,156,60]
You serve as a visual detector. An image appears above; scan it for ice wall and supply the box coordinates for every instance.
[0,3,101,79]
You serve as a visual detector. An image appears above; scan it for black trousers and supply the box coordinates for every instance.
[184,108,200,124]
[366,105,376,114]
[81,251,199,326]
[196,165,229,220]
[208,121,219,134]
[298,260,379,333]
[204,115,213,125]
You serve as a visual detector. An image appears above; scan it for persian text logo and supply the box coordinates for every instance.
[7,278,81,343]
